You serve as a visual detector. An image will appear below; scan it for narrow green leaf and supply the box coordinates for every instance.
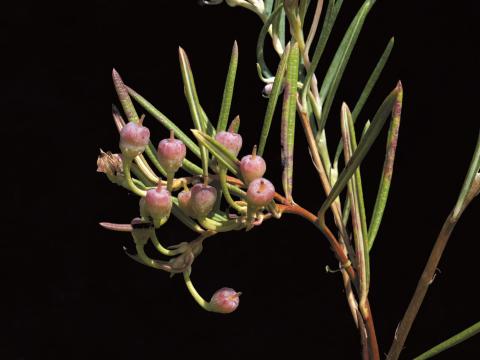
[191,129,239,175]
[257,4,284,79]
[414,321,480,360]
[281,42,299,202]
[127,86,201,158]
[368,82,403,250]
[345,103,370,288]
[179,47,209,178]
[342,119,370,226]
[112,69,139,123]
[340,102,369,301]
[317,0,373,132]
[258,43,291,156]
[453,130,480,218]
[333,37,394,165]
[353,37,394,120]
[272,0,286,49]
[318,85,399,218]
[264,0,275,16]
[217,41,239,133]
[301,0,343,105]
[199,105,216,137]
[182,158,203,176]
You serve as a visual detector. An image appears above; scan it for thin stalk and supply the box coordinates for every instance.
[305,0,324,57]
[123,160,147,197]
[183,270,211,312]
[386,212,459,360]
[301,0,343,107]
[414,321,480,360]
[150,230,175,256]
[219,167,246,214]
[297,105,348,244]
[387,131,480,360]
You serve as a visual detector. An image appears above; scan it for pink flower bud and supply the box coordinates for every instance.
[246,178,275,207]
[145,184,172,222]
[215,131,242,157]
[240,146,266,185]
[190,183,217,218]
[177,189,194,217]
[209,287,240,314]
[157,131,186,174]
[119,121,150,159]
[262,83,273,98]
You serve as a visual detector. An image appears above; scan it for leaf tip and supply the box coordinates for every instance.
[341,102,351,113]
[178,46,187,60]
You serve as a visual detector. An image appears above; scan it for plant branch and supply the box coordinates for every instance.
[386,212,459,360]
[387,132,480,360]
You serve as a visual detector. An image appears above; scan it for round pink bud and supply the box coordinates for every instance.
[246,178,275,207]
[262,83,273,98]
[215,131,242,157]
[209,287,240,314]
[177,189,194,217]
[240,154,266,185]
[190,183,217,218]
[145,185,172,221]
[157,133,186,174]
[119,122,150,159]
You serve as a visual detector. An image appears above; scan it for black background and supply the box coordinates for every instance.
[4,0,480,359]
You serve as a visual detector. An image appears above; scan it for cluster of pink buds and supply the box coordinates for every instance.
[101,66,281,316]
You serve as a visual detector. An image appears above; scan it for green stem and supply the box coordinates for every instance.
[150,230,175,256]
[166,172,174,192]
[123,160,147,197]
[414,321,480,360]
[219,167,246,214]
[183,270,211,312]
